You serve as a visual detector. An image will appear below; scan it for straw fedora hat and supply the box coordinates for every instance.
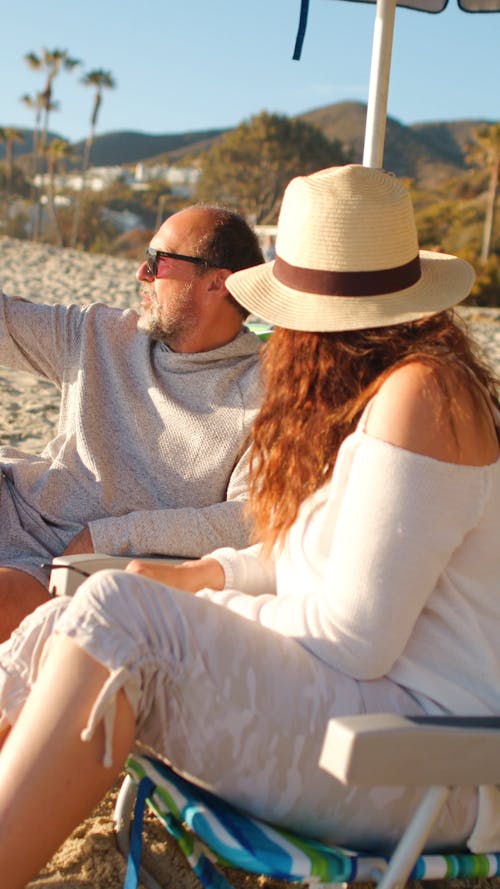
[227,164,474,332]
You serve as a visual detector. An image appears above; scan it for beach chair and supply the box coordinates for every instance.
[113,713,500,889]
[48,553,185,596]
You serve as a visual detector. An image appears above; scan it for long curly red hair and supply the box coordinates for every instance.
[248,310,499,553]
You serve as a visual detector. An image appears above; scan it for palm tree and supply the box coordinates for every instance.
[23,49,78,240]
[467,124,500,263]
[20,91,44,163]
[19,92,45,238]
[22,96,61,240]
[24,49,80,155]
[80,69,116,174]
[71,68,116,248]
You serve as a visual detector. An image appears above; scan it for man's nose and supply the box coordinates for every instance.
[136,261,154,282]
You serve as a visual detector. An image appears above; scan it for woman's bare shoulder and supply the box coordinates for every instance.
[365,360,499,465]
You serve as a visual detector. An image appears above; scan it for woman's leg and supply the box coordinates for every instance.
[0,565,477,889]
[0,596,73,746]
[51,570,474,854]
[0,635,135,889]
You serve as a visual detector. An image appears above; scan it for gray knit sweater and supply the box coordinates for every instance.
[0,294,262,557]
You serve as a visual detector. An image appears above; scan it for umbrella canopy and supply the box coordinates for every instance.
[293,0,500,168]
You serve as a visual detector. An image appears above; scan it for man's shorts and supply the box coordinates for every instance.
[0,471,69,587]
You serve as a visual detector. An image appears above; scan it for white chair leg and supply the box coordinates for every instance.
[113,774,165,889]
[376,786,451,889]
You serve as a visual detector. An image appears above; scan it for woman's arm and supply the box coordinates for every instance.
[125,557,225,592]
[126,543,276,597]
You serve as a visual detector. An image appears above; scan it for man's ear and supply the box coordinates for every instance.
[206,268,231,295]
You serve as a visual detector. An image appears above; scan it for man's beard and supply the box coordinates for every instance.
[137,309,173,344]
[137,283,197,347]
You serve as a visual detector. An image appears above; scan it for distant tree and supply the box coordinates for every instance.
[44,138,74,246]
[195,111,348,223]
[467,252,500,307]
[71,68,116,247]
[415,200,455,250]
[76,193,119,253]
[0,127,24,188]
[110,227,151,261]
[0,164,30,199]
[136,178,178,228]
[0,127,24,229]
[467,124,500,263]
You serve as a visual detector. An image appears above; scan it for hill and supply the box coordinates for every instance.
[2,103,495,186]
[0,126,228,168]
[143,102,490,187]
[299,101,493,184]
[69,127,228,166]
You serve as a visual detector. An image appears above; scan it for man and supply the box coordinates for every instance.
[0,206,264,639]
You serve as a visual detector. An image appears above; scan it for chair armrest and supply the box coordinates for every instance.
[49,553,183,597]
[320,713,500,787]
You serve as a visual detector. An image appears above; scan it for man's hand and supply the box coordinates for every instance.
[62,527,94,556]
[126,557,225,593]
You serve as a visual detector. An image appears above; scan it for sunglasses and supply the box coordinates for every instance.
[145,247,219,278]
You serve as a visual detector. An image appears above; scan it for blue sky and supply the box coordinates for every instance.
[2,0,500,144]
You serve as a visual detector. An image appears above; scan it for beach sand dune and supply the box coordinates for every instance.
[1,236,499,889]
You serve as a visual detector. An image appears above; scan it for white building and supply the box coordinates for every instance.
[132,163,200,197]
[33,161,201,199]
[34,166,126,192]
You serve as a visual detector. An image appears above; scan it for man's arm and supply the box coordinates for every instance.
[61,498,253,558]
[0,293,83,385]
[64,435,256,558]
[84,497,252,558]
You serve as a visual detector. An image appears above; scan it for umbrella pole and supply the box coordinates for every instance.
[363,0,397,168]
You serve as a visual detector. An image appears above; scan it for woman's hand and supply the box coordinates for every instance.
[125,557,225,593]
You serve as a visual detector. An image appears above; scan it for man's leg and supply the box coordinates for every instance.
[0,568,50,642]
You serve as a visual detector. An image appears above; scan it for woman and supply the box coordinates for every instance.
[0,165,498,888]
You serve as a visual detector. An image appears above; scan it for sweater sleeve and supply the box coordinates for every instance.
[0,292,82,385]
[88,500,252,556]
[199,542,277,596]
[192,436,485,679]
[88,442,255,556]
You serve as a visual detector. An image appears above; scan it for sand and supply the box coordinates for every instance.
[1,235,500,889]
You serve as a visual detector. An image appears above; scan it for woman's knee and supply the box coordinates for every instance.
[67,569,160,623]
[0,596,71,730]
[60,570,187,664]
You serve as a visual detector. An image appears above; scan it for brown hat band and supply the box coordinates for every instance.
[273,254,422,297]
